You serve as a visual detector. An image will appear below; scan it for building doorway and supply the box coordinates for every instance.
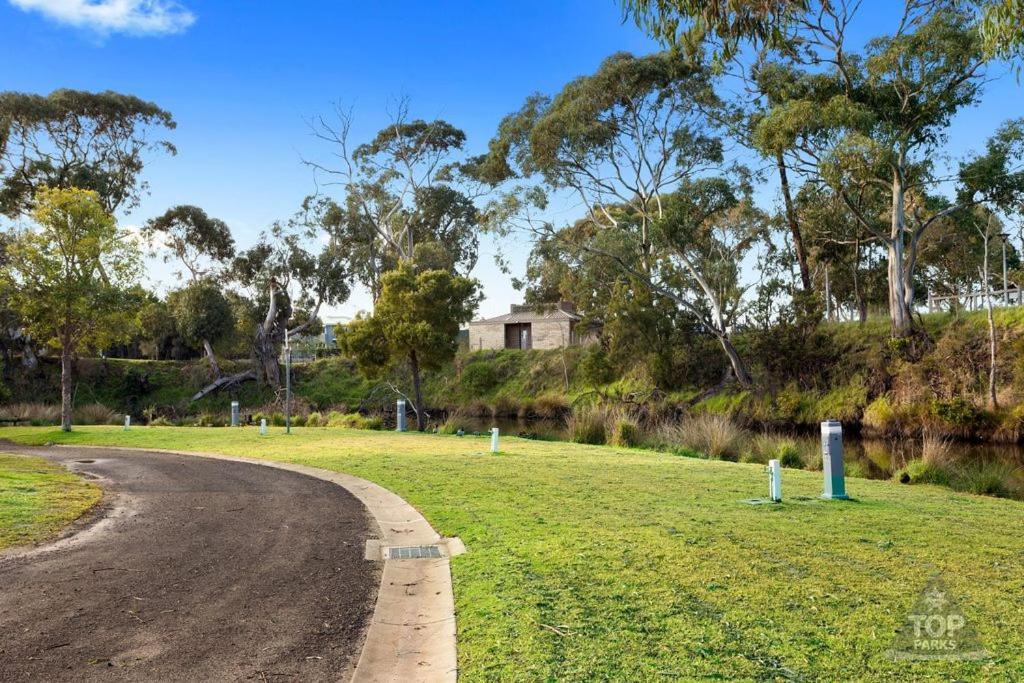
[504,323,532,349]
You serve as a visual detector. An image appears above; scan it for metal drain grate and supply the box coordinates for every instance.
[389,545,442,560]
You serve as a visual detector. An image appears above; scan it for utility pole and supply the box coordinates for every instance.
[285,329,292,435]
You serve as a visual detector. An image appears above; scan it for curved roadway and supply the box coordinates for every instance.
[0,444,379,682]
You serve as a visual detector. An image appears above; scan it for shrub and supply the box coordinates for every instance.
[0,403,60,425]
[566,404,609,445]
[307,411,325,427]
[197,413,227,427]
[73,403,119,425]
[930,398,990,436]
[533,394,569,419]
[270,412,286,427]
[292,414,307,427]
[954,461,1020,499]
[674,413,745,461]
[609,416,642,448]
[439,410,474,435]
[326,411,382,430]
[148,416,173,427]
[862,396,898,434]
[461,362,498,395]
[746,434,802,468]
[894,459,952,487]
[577,346,616,386]
[490,395,520,417]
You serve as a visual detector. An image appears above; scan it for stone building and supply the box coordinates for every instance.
[466,302,597,351]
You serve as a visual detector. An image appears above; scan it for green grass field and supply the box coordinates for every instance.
[0,452,101,551]
[2,426,1022,680]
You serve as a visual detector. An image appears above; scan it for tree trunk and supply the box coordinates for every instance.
[60,340,73,432]
[202,338,221,378]
[409,349,425,431]
[716,333,753,387]
[253,282,281,388]
[776,152,811,292]
[887,164,916,337]
[982,234,999,410]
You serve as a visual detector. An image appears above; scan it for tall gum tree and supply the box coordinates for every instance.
[478,51,759,385]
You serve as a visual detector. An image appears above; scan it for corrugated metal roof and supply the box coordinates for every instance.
[469,306,581,325]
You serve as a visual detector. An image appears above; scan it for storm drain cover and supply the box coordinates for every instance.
[389,545,442,560]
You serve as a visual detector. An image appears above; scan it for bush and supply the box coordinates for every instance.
[326,411,382,430]
[862,397,898,434]
[270,412,286,427]
[533,394,569,419]
[197,413,227,427]
[954,461,1020,499]
[895,459,952,487]
[0,403,60,425]
[577,346,616,386]
[566,404,609,445]
[673,413,745,461]
[148,416,173,427]
[746,434,802,468]
[609,416,642,448]
[73,403,119,425]
[439,410,474,435]
[307,411,325,427]
[292,414,307,427]
[461,362,499,395]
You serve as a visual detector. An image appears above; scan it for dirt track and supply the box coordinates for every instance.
[0,444,379,682]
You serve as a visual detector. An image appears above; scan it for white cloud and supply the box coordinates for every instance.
[9,0,195,36]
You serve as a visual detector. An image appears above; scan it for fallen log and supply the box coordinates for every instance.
[191,369,257,402]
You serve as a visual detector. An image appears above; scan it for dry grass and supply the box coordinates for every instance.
[0,403,60,425]
[73,403,119,425]
[657,413,746,461]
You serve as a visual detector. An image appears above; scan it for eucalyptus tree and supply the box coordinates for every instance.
[0,89,175,217]
[305,102,482,301]
[480,51,762,385]
[188,220,351,400]
[144,205,236,377]
[625,1,1024,336]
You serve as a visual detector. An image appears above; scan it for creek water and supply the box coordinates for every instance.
[450,415,1024,481]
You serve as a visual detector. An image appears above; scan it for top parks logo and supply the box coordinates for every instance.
[887,575,988,661]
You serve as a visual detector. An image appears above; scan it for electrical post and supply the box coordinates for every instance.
[285,329,292,435]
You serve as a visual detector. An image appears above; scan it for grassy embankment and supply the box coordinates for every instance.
[0,453,101,550]
[3,425,1023,680]
[6,307,1024,440]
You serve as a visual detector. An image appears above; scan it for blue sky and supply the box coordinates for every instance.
[1,1,1021,319]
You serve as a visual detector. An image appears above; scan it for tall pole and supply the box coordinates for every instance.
[285,329,292,435]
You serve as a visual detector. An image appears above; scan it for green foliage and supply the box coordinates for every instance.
[0,89,175,217]
[609,415,642,448]
[460,362,498,396]
[567,404,609,445]
[168,280,234,348]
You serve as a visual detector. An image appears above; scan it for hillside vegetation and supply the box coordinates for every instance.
[5,309,1024,443]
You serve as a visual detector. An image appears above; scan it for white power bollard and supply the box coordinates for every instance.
[396,399,407,432]
[123,415,131,431]
[490,427,500,453]
[231,401,240,427]
[259,418,268,436]
[821,420,849,500]
[768,459,782,502]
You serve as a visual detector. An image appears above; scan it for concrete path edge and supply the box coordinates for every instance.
[45,444,460,683]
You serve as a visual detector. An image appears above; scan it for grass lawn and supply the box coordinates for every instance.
[0,452,101,551]
[2,426,1023,680]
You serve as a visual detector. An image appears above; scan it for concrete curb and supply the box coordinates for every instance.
[45,444,460,683]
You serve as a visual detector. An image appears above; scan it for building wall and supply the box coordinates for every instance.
[467,319,580,350]
[531,319,573,349]
[467,322,506,351]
